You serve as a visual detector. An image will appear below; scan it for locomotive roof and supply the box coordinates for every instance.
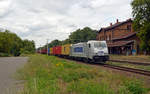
[87,40,106,43]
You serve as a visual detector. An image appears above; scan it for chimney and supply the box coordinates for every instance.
[110,23,112,26]
[116,19,119,23]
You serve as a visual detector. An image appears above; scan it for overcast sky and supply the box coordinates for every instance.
[0,0,132,48]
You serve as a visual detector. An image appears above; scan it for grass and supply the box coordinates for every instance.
[110,55,150,63]
[16,54,150,94]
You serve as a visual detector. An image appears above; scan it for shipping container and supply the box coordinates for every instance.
[61,44,71,56]
[50,48,53,54]
[53,46,62,55]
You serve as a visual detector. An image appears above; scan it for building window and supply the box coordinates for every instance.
[109,35,111,40]
[127,25,131,31]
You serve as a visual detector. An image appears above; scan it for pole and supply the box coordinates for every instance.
[40,44,41,54]
[47,39,49,56]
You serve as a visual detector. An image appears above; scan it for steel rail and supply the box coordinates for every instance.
[108,60,150,66]
[102,64,150,76]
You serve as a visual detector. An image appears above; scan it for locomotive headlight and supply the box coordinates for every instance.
[104,52,108,55]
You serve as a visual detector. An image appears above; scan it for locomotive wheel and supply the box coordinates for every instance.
[83,58,89,63]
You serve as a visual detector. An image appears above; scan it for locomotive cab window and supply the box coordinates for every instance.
[88,44,91,48]
[94,42,106,48]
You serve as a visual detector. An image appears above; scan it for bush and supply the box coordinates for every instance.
[0,53,10,57]
[123,80,149,94]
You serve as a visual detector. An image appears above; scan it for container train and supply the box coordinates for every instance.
[39,40,109,63]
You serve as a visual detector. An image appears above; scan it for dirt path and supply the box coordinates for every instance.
[0,57,28,94]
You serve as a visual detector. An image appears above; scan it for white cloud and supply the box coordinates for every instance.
[0,0,132,48]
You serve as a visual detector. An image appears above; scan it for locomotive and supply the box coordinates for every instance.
[40,40,109,63]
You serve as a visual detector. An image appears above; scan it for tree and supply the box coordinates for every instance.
[48,39,62,48]
[9,31,23,56]
[0,30,36,56]
[61,39,71,45]
[0,31,11,54]
[0,30,23,56]
[69,27,97,44]
[20,40,36,54]
[131,0,150,52]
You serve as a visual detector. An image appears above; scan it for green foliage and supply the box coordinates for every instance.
[48,39,62,48]
[0,30,22,56]
[20,40,35,54]
[67,80,114,94]
[131,0,150,52]
[138,23,150,51]
[69,27,97,44]
[0,30,35,56]
[0,53,10,57]
[61,39,71,45]
[0,30,13,54]
[123,80,149,94]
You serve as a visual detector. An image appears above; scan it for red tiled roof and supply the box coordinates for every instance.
[112,32,136,40]
[99,19,132,32]
[107,40,134,47]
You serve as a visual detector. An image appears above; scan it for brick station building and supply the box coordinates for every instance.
[97,19,141,55]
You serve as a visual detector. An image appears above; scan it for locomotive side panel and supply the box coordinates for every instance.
[70,43,87,58]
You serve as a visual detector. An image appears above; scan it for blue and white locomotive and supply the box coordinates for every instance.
[70,40,109,63]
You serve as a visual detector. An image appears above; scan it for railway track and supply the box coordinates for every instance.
[102,64,150,76]
[109,60,150,66]
[59,57,150,76]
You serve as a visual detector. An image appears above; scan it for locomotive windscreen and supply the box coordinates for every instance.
[94,42,106,48]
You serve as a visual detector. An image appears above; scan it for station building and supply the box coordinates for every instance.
[96,19,141,55]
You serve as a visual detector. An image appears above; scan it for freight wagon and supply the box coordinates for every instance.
[41,49,47,54]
